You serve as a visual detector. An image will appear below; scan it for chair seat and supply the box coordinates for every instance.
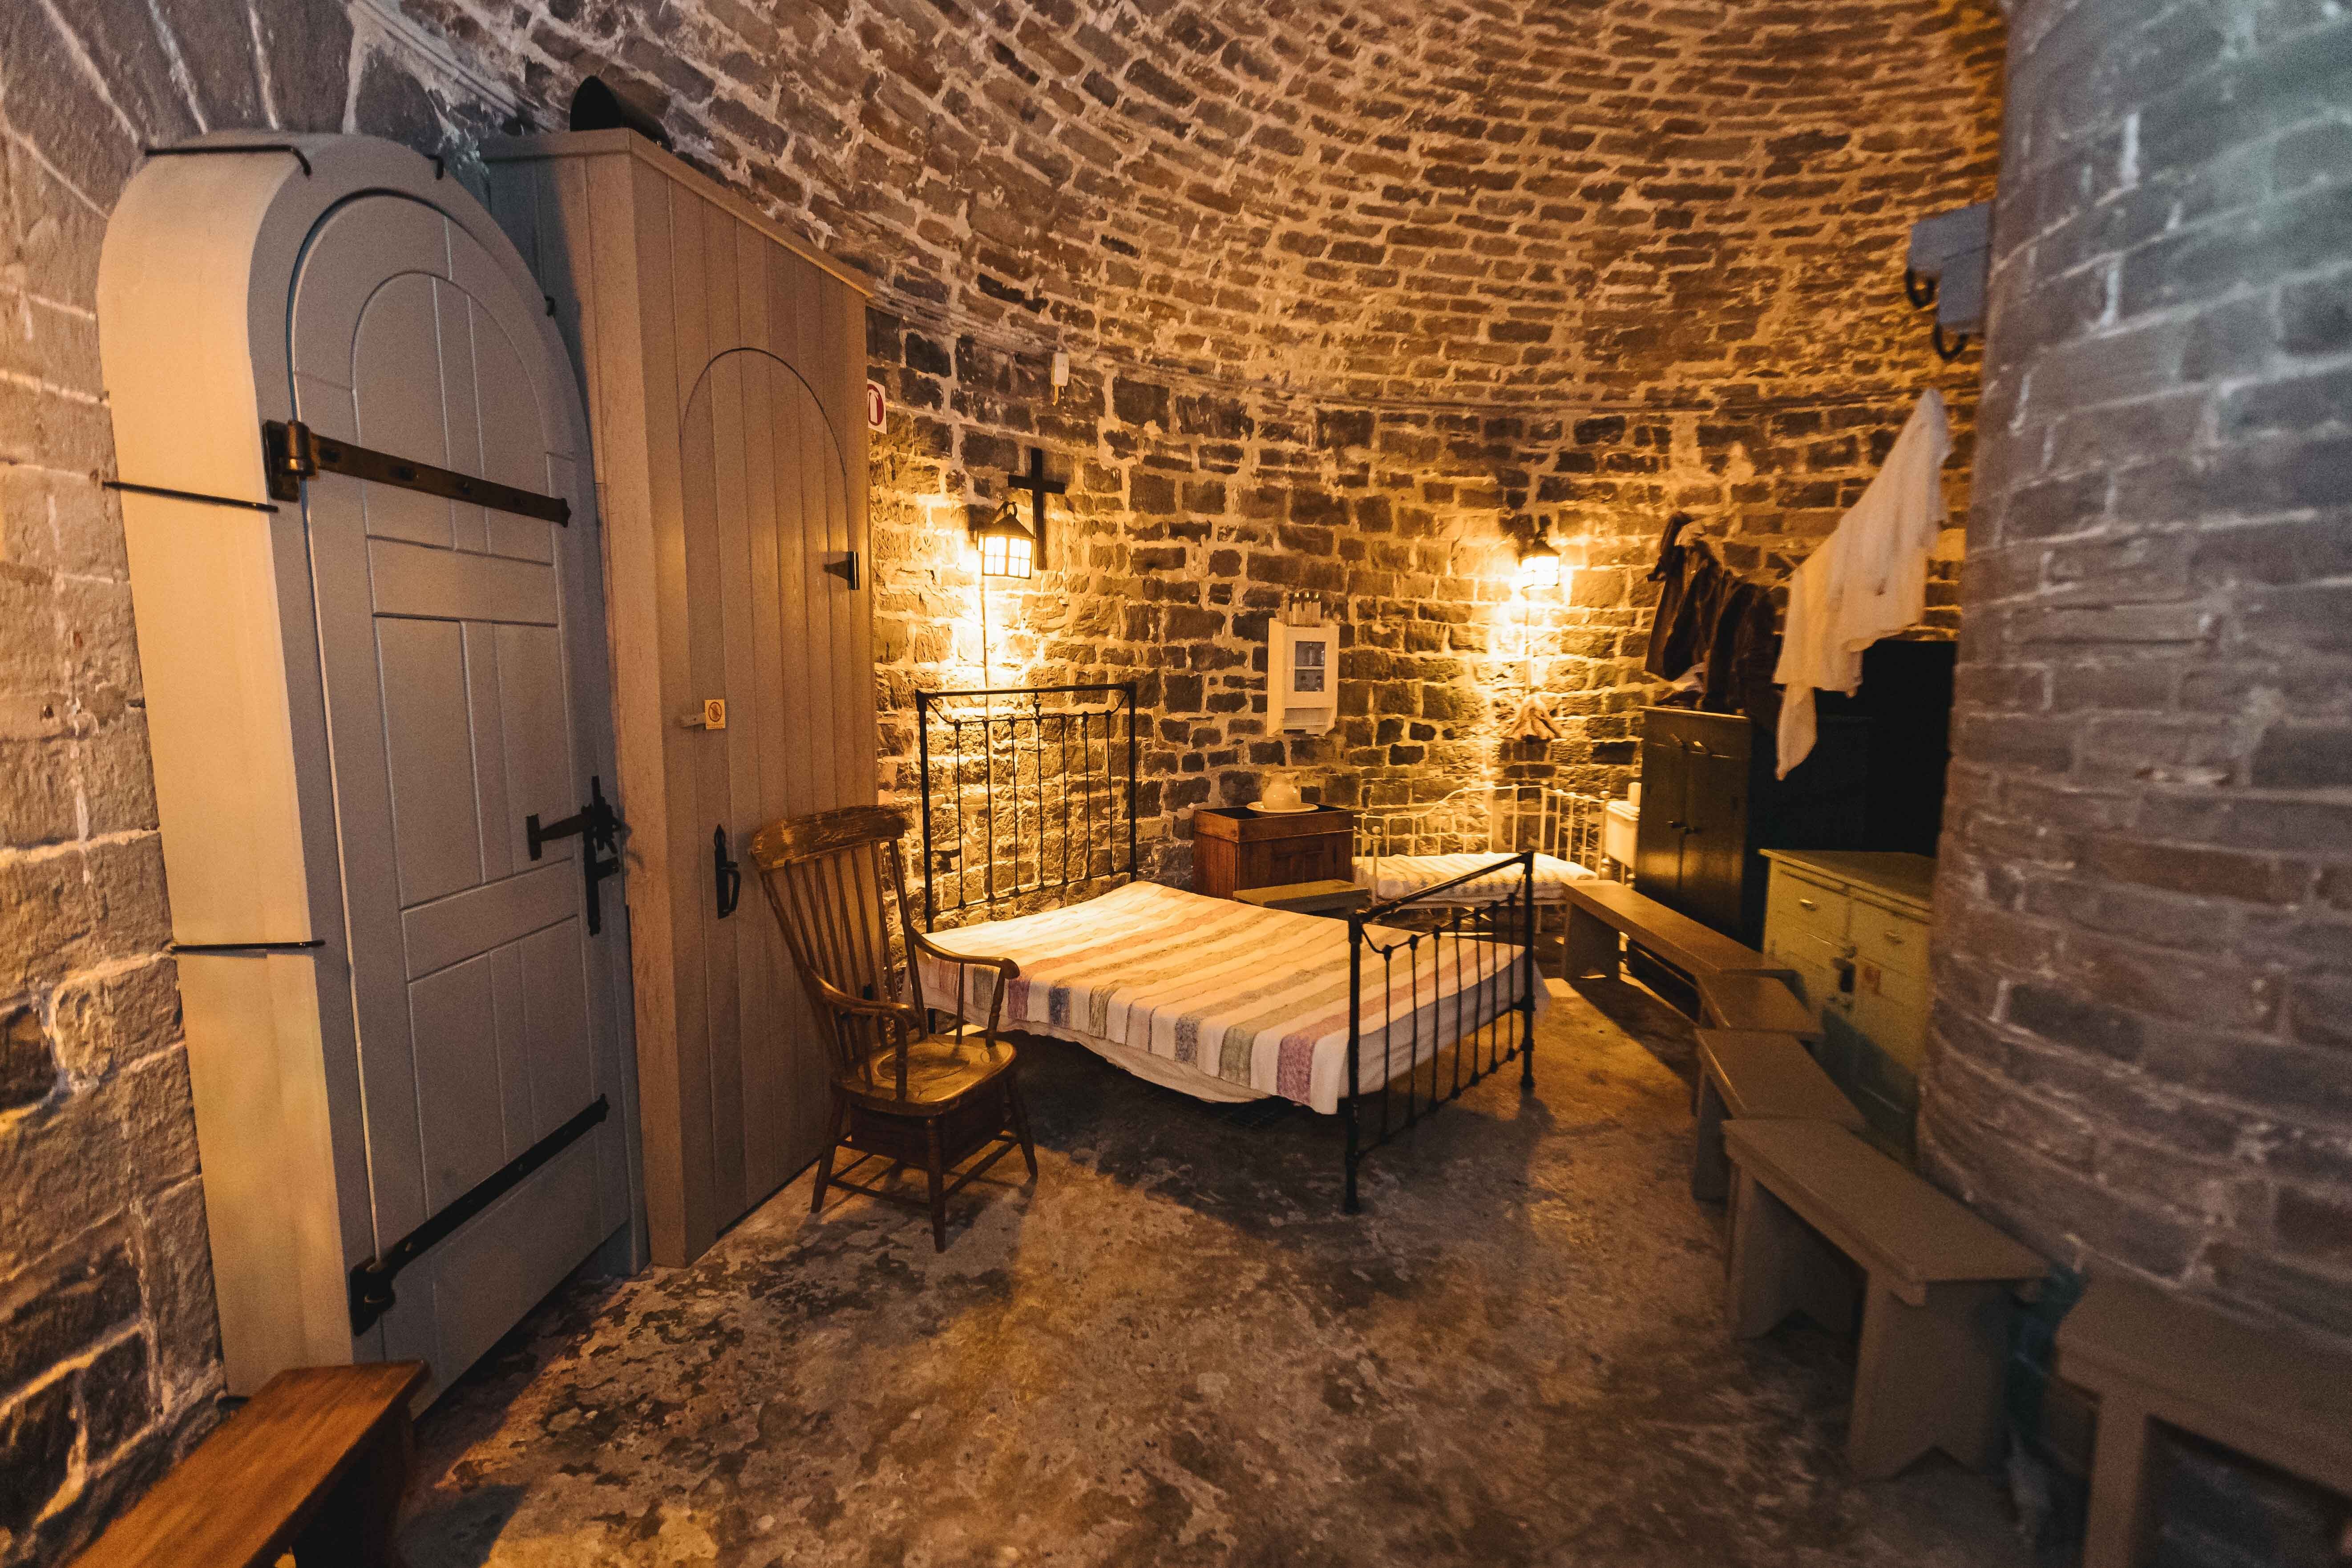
[838,1030,1015,1115]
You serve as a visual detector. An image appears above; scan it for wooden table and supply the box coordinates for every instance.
[1192,805,1355,898]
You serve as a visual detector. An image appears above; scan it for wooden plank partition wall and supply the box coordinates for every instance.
[485,130,877,1265]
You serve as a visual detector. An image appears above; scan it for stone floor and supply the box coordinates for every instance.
[403,979,2037,1568]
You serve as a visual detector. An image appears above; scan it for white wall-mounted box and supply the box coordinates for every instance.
[1269,623,1338,734]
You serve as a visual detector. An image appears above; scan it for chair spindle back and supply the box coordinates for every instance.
[749,805,929,1091]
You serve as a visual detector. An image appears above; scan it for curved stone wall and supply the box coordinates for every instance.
[384,0,2001,864]
[416,0,2005,404]
[1928,0,2352,1356]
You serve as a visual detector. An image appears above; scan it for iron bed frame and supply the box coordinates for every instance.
[911,682,1541,1212]
[1354,782,1607,874]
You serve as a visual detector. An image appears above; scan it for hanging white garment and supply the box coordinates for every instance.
[1773,390,1952,777]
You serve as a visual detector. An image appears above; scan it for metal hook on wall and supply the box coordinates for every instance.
[1932,321,1972,361]
[1904,267,1939,309]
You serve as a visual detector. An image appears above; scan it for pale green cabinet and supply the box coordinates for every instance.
[1759,850,1937,1152]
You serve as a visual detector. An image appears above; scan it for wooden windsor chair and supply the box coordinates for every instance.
[748,804,1038,1250]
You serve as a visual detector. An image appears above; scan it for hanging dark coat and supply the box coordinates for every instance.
[1645,515,1726,682]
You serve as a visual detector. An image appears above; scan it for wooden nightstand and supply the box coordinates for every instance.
[1192,805,1356,899]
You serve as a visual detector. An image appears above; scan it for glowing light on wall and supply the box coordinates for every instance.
[974,499,1037,580]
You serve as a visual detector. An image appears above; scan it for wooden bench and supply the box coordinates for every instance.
[1559,878,1790,984]
[1689,1029,1865,1201]
[1695,971,1820,1036]
[1235,878,1370,918]
[2057,1273,2352,1568]
[73,1361,428,1568]
[1723,1120,2045,1478]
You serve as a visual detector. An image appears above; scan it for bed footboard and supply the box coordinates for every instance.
[1343,850,1542,1212]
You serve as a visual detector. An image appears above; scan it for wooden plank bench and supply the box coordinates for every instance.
[1235,878,1370,918]
[1695,971,1820,1037]
[1689,1029,1865,1200]
[2057,1273,2352,1568]
[1724,1120,2045,1478]
[1559,878,1790,984]
[73,1361,428,1568]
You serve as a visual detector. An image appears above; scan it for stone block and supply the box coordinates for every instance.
[0,1375,76,1538]
[76,1333,150,1463]
[0,739,75,847]
[2004,983,2145,1064]
[0,1229,141,1398]
[0,852,87,996]
[1111,379,1169,427]
[2279,272,2352,356]
[0,1006,56,1114]
[48,959,179,1082]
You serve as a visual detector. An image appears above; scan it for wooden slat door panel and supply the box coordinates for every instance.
[289,193,625,1388]
[681,344,855,1218]
[483,136,876,1263]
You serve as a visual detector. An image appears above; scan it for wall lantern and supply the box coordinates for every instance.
[1515,545,1561,591]
[972,445,1063,580]
[974,499,1036,580]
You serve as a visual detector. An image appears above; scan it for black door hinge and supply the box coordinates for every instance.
[348,1095,609,1335]
[263,418,570,525]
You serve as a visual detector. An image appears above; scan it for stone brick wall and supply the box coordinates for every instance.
[2,0,2002,1557]
[0,5,360,1556]
[404,0,2001,865]
[1930,0,2352,1553]
[864,346,1984,888]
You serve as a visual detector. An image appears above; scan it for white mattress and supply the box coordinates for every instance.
[1353,851,1595,904]
[916,881,1545,1113]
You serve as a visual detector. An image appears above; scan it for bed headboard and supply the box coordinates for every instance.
[1355,784,1607,871]
[913,683,1139,929]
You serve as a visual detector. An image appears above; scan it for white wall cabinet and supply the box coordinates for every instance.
[1269,623,1338,733]
[1759,849,1937,1151]
[485,131,878,1266]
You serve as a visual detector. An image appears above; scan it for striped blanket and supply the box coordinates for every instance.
[1354,851,1595,904]
[916,881,1544,1114]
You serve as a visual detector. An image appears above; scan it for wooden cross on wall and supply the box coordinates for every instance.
[1004,447,1065,566]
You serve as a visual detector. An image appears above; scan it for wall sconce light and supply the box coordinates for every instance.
[973,499,1036,580]
[971,446,1063,580]
[1515,545,1561,590]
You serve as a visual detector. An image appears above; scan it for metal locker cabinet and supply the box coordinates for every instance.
[97,135,639,1398]
[483,131,878,1267]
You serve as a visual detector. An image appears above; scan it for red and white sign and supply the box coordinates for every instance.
[865,380,886,430]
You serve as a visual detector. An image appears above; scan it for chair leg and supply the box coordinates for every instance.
[925,1119,948,1252]
[1006,1072,1039,1179]
[811,1096,846,1215]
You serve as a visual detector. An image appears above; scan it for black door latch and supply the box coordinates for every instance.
[527,776,624,934]
[713,825,741,919]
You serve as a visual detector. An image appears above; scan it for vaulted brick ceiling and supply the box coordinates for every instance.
[642,0,2003,404]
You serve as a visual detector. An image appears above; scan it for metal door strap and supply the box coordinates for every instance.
[104,480,281,513]
[264,420,571,526]
[348,1094,610,1335]
[169,939,324,954]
